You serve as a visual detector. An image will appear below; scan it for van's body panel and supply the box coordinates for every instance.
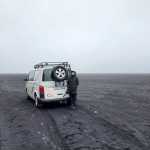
[25,63,71,104]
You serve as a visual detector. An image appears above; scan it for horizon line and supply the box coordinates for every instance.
[0,72,150,75]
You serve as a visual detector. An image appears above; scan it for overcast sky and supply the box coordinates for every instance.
[0,0,150,73]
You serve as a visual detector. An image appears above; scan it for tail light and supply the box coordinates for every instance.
[39,85,45,98]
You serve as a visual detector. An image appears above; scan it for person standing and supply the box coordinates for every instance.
[67,71,79,108]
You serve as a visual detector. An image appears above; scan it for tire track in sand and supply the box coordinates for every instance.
[38,108,70,150]
[78,105,149,150]
[46,105,148,150]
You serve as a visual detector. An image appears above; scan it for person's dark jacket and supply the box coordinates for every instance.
[67,76,79,94]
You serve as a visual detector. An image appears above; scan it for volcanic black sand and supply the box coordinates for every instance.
[0,74,150,150]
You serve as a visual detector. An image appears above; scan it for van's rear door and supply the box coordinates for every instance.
[44,81,67,99]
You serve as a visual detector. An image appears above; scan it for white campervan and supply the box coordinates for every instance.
[25,62,72,108]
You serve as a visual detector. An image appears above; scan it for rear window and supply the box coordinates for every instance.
[42,69,52,81]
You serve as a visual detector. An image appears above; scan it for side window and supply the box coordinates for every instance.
[28,71,35,81]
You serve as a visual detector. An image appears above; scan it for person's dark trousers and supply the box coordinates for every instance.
[70,93,77,106]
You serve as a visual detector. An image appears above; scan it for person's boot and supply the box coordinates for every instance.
[71,105,76,110]
[71,101,77,110]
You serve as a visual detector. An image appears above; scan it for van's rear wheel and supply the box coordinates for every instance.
[26,89,31,100]
[35,96,42,108]
[27,95,31,100]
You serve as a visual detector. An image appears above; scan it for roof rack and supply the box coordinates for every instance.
[34,62,71,69]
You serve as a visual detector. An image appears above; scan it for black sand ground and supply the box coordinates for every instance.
[0,74,150,150]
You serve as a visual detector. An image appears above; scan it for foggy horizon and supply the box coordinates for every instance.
[0,0,150,73]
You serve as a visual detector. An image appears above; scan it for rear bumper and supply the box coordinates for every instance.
[38,94,70,102]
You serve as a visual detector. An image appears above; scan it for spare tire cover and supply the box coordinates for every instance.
[52,66,68,81]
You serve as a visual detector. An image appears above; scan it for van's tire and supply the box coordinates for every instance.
[26,89,30,100]
[52,66,68,82]
[27,95,31,100]
[35,96,43,108]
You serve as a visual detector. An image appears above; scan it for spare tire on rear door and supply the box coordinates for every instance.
[52,65,68,82]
